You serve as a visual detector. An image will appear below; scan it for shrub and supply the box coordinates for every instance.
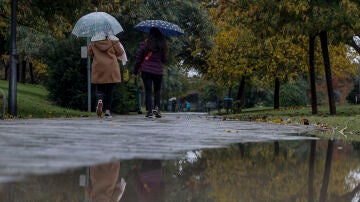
[346,79,359,104]
[112,82,137,114]
[42,37,88,110]
[279,79,308,107]
[244,87,273,108]
[43,37,136,114]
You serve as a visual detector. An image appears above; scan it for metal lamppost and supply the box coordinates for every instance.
[8,0,17,117]
[81,40,91,113]
[87,38,91,113]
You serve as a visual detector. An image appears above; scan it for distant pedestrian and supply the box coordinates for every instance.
[88,33,125,119]
[334,90,340,103]
[171,98,177,112]
[185,101,191,112]
[133,28,168,118]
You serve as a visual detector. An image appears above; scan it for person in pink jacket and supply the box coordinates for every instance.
[88,34,124,119]
[133,28,168,118]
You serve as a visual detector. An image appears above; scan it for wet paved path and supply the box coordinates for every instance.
[0,113,318,182]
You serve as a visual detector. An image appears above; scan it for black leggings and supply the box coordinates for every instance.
[141,71,162,112]
[95,83,116,111]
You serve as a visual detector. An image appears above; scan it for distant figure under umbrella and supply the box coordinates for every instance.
[88,33,125,119]
[133,28,168,118]
[185,101,191,112]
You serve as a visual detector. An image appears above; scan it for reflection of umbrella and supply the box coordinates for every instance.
[72,11,123,37]
[134,20,184,37]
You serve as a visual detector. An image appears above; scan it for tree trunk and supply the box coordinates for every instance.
[4,62,9,80]
[238,143,245,159]
[309,35,318,114]
[0,36,5,57]
[308,140,316,202]
[21,60,26,83]
[29,62,35,84]
[217,97,221,113]
[236,76,246,109]
[16,61,19,82]
[274,77,280,109]
[228,86,232,97]
[319,140,334,202]
[274,141,279,156]
[0,36,6,80]
[319,31,336,115]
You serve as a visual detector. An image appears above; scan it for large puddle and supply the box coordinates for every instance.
[0,139,359,201]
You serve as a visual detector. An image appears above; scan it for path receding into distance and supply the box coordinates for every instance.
[0,113,319,182]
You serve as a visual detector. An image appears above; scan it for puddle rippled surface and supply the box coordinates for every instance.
[0,139,359,202]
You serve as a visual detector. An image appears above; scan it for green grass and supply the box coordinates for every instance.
[0,80,91,118]
[221,105,360,141]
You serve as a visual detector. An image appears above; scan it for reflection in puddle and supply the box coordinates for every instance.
[86,162,126,202]
[0,139,359,201]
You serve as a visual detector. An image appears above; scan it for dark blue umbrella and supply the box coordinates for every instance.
[134,20,184,37]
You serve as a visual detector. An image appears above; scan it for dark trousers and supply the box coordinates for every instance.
[95,83,116,111]
[141,71,162,112]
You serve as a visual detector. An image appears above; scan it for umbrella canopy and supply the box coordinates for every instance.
[134,20,184,37]
[72,11,123,37]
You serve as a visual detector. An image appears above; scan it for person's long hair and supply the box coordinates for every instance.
[145,28,168,55]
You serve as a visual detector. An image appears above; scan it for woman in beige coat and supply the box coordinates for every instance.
[88,35,124,118]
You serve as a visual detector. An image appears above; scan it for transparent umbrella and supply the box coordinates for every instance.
[72,11,123,37]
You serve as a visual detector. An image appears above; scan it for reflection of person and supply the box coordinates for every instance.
[133,28,168,118]
[88,34,125,119]
[133,160,165,202]
[86,161,126,202]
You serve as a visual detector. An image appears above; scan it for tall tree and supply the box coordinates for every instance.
[204,0,360,112]
[205,0,308,109]
[277,0,360,114]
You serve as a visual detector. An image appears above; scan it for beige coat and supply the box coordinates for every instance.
[87,162,122,202]
[88,39,124,84]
